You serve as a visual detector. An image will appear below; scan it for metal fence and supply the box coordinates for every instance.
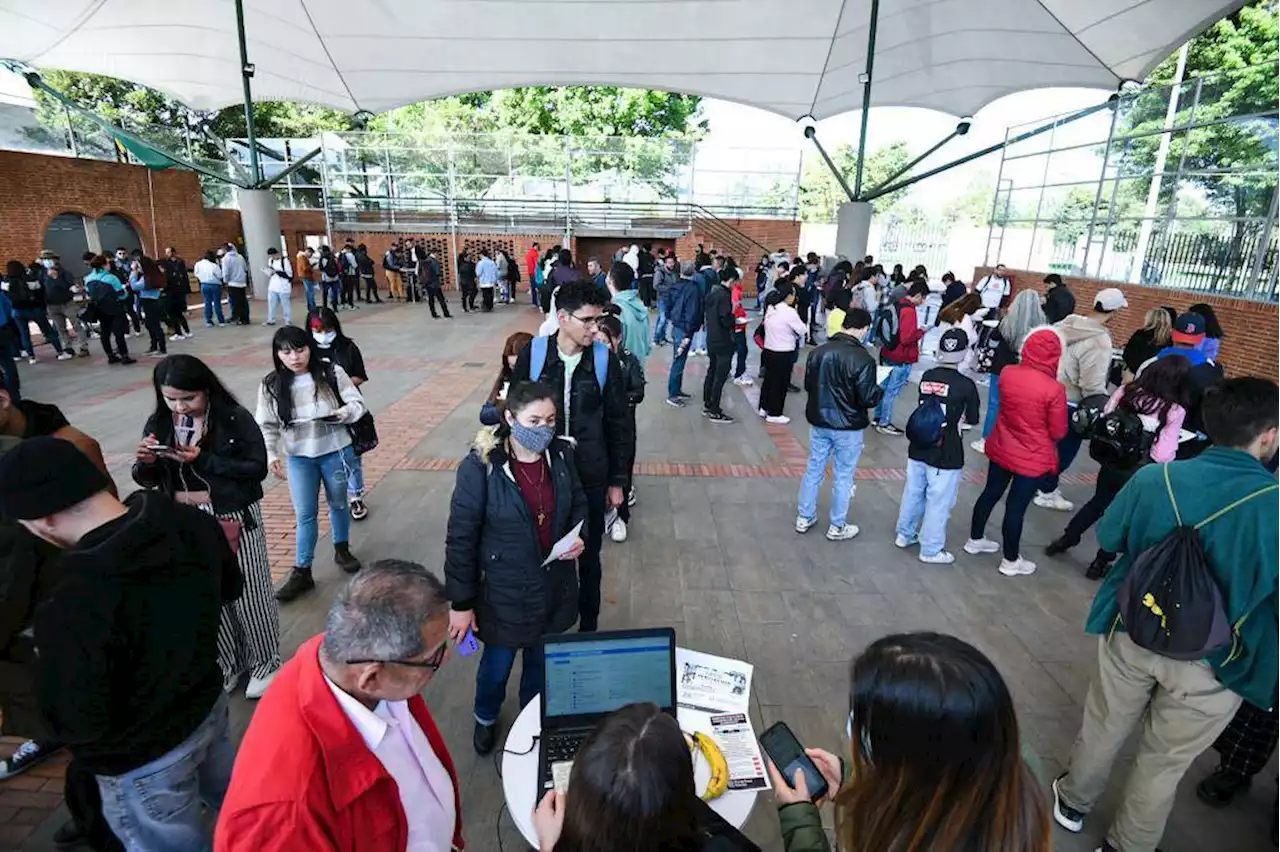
[985,60,1279,301]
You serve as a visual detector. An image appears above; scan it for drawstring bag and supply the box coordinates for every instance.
[173,463,243,557]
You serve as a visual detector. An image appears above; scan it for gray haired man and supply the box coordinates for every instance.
[217,560,465,850]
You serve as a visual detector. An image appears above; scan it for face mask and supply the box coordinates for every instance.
[41,259,55,270]
[509,420,555,454]
[312,330,336,347]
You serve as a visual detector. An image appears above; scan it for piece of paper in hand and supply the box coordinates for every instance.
[542,520,585,567]
[876,365,894,385]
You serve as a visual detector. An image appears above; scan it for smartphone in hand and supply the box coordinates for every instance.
[759,721,828,802]
[457,628,479,657]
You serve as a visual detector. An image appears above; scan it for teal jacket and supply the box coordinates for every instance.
[1090,447,1279,709]
[611,289,652,367]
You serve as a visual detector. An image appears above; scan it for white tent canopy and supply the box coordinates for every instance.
[0,0,1245,120]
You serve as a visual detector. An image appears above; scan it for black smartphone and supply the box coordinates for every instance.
[759,721,828,802]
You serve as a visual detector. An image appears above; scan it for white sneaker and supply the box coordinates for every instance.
[26,355,36,364]
[245,670,278,700]
[970,438,986,454]
[733,376,754,386]
[56,352,73,361]
[963,538,1001,555]
[894,535,918,548]
[610,518,628,543]
[919,551,956,565]
[795,515,817,534]
[1034,490,1074,512]
[170,333,182,341]
[999,556,1037,576]
[765,415,791,424]
[604,507,618,535]
[757,408,767,417]
[826,524,859,541]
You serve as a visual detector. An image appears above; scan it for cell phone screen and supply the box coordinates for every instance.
[759,721,828,801]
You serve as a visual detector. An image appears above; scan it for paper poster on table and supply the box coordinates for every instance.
[711,713,770,791]
[676,648,752,713]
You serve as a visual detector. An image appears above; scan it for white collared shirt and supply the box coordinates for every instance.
[323,676,456,852]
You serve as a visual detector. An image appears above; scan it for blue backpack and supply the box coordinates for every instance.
[905,395,947,448]
[530,336,609,392]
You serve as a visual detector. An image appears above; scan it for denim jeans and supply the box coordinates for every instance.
[201,284,225,325]
[732,329,748,378]
[1039,418,1083,493]
[14,309,63,355]
[473,644,544,726]
[266,290,291,325]
[322,279,341,308]
[875,361,912,426]
[970,459,1041,560]
[653,301,669,344]
[286,446,354,568]
[667,327,690,399]
[303,280,318,311]
[982,373,1001,438]
[347,453,365,497]
[895,460,963,556]
[797,427,865,528]
[96,694,233,852]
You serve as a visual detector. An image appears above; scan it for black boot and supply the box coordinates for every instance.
[1046,535,1076,557]
[473,722,496,755]
[1085,550,1113,581]
[1197,766,1251,807]
[275,567,315,602]
[334,543,361,574]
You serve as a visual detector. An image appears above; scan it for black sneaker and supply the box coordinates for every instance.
[674,391,692,401]
[119,356,137,365]
[1085,553,1113,581]
[1046,536,1075,557]
[473,722,497,755]
[1052,774,1085,833]
[52,819,85,848]
[275,568,315,602]
[0,740,63,780]
[875,423,905,437]
[349,497,369,521]
[1197,766,1251,807]
[334,543,362,574]
[708,411,735,425]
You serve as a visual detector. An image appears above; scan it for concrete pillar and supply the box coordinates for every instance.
[835,201,873,261]
[235,188,282,300]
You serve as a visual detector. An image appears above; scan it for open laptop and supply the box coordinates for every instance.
[538,627,677,795]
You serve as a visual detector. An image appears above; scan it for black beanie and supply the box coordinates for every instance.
[0,436,111,521]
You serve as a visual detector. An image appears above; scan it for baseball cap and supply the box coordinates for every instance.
[1172,312,1207,346]
[1094,288,1128,312]
[936,328,970,364]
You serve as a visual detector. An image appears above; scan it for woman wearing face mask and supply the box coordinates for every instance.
[132,354,281,699]
[480,330,535,426]
[256,326,365,603]
[444,380,587,756]
[307,308,372,521]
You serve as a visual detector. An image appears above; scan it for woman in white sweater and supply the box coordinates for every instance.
[256,325,366,602]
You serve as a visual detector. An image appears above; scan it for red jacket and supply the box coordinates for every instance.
[215,635,464,852]
[880,299,925,364]
[525,247,541,279]
[986,327,1069,478]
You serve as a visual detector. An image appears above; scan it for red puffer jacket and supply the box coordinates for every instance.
[986,327,1069,478]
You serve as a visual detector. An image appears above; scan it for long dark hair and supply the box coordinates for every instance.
[765,281,794,313]
[1121,354,1191,424]
[555,703,700,852]
[938,292,983,326]
[488,331,534,404]
[890,263,905,284]
[263,325,334,424]
[150,354,239,443]
[835,632,1050,852]
[1186,302,1224,339]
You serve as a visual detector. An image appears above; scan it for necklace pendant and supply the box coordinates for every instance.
[537,511,546,525]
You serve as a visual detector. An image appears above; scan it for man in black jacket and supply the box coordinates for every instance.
[702,267,736,423]
[796,308,884,542]
[0,437,242,851]
[1043,273,1076,324]
[512,280,634,632]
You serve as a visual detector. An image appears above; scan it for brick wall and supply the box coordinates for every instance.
[280,210,328,254]
[677,218,801,266]
[973,266,1278,380]
[0,150,241,263]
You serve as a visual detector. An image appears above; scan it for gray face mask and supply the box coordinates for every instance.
[509,420,555,454]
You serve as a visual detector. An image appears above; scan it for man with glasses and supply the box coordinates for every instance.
[512,279,634,632]
[218,560,464,852]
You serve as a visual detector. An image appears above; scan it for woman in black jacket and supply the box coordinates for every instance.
[457,249,479,312]
[131,354,280,700]
[445,380,587,756]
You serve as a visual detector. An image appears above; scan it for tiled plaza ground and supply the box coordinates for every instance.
[3,294,1273,851]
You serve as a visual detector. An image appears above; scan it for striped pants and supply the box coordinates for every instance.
[215,502,282,681]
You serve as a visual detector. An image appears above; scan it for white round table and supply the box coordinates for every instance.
[500,694,759,847]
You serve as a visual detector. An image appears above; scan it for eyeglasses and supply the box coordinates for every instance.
[346,640,448,671]
[569,313,603,327]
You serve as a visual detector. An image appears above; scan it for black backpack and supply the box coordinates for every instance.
[873,303,900,350]
[1116,465,1278,661]
[1089,406,1153,469]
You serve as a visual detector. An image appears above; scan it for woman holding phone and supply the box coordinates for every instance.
[256,326,365,603]
[443,380,587,757]
[132,354,281,699]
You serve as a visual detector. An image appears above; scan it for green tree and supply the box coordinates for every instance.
[798,141,912,223]
[941,171,998,226]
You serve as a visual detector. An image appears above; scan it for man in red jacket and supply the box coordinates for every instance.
[874,281,930,436]
[216,560,464,852]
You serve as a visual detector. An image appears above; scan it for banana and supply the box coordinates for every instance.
[684,730,729,800]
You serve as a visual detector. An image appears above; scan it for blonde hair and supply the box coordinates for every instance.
[1141,308,1173,348]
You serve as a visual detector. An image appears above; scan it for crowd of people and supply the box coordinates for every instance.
[0,226,1274,852]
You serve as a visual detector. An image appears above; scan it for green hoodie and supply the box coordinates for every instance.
[611,289,652,367]
[1090,447,1279,709]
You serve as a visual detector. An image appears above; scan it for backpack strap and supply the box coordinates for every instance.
[592,341,609,393]
[530,335,548,382]
[1195,482,1280,530]
[1162,464,1183,526]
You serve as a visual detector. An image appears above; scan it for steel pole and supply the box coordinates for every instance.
[867,126,960,195]
[805,128,855,202]
[852,0,880,198]
[1081,98,1122,278]
[234,0,261,184]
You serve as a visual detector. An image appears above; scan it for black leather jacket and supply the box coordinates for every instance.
[804,335,884,430]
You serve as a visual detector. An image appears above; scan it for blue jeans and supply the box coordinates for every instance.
[667,327,690,399]
[653,301,669,344]
[14,309,63,355]
[692,328,707,352]
[303,280,318,311]
[322,279,341,308]
[474,644,544,726]
[797,427,865,528]
[201,284,225,325]
[347,453,365,497]
[96,694,233,852]
[1039,416,1083,493]
[875,361,912,426]
[982,374,1001,438]
[266,290,291,324]
[286,446,354,568]
[895,460,963,556]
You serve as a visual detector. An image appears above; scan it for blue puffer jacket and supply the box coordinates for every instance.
[662,276,704,336]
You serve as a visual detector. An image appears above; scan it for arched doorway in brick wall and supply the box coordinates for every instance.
[97,213,143,257]
[43,213,92,278]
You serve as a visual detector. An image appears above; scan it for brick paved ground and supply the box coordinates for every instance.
[4,295,1273,851]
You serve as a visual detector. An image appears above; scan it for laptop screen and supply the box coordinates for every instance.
[544,633,675,719]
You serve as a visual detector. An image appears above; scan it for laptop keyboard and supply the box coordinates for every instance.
[545,731,587,765]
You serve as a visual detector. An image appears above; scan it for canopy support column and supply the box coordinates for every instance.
[235,0,261,184]
[852,0,881,198]
[836,202,873,262]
